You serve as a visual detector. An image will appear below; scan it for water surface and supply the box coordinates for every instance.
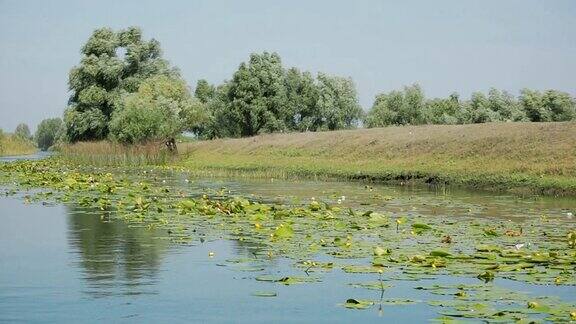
[1,167,575,323]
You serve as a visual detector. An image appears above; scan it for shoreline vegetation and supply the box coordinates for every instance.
[176,122,576,196]
[59,141,172,166]
[0,132,37,157]
[4,26,576,197]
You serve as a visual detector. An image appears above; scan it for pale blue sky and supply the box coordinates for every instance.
[1,0,575,131]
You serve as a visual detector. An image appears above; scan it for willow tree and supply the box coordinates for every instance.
[316,73,363,130]
[35,118,62,151]
[109,75,207,150]
[63,27,177,142]
[226,52,288,136]
[14,123,32,140]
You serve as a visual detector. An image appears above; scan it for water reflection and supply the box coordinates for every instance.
[66,205,169,297]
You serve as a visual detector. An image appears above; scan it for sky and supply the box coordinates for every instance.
[0,0,575,132]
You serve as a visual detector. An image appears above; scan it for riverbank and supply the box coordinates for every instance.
[0,133,36,157]
[179,122,576,196]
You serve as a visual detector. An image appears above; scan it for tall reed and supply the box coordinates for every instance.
[0,133,37,156]
[59,141,173,166]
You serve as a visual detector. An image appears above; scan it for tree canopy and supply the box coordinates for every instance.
[109,75,206,144]
[63,27,178,142]
[14,123,32,140]
[35,118,63,150]
[195,52,363,139]
[365,85,575,127]
[59,27,575,144]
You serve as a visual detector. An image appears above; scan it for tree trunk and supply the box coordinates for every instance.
[165,138,178,153]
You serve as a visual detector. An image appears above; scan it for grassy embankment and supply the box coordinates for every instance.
[0,133,36,156]
[179,122,576,196]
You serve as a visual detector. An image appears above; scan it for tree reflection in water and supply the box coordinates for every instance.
[66,205,169,298]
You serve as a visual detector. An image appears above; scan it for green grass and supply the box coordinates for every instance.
[178,122,576,196]
[0,133,37,156]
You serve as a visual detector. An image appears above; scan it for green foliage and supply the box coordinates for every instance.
[64,108,108,141]
[520,89,576,122]
[64,26,176,142]
[109,75,203,144]
[14,123,32,140]
[198,52,362,138]
[226,52,288,136]
[194,79,215,104]
[35,118,63,151]
[366,85,575,127]
[365,85,426,127]
[285,68,321,131]
[316,73,363,130]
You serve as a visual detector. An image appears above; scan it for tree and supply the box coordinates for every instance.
[226,52,288,136]
[35,118,63,151]
[542,90,576,121]
[425,97,460,125]
[364,84,427,127]
[109,75,203,148]
[364,91,402,127]
[201,82,241,139]
[64,26,177,142]
[284,68,320,131]
[316,73,363,130]
[399,84,426,125]
[465,92,499,123]
[194,79,216,104]
[486,88,526,122]
[14,123,32,140]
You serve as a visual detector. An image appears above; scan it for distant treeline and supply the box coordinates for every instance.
[21,26,576,147]
[365,85,576,128]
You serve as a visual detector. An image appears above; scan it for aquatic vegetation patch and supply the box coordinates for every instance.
[1,158,575,322]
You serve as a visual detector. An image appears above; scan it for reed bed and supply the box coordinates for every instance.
[59,141,173,166]
[0,133,37,157]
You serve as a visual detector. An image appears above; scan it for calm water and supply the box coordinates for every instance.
[1,157,575,323]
